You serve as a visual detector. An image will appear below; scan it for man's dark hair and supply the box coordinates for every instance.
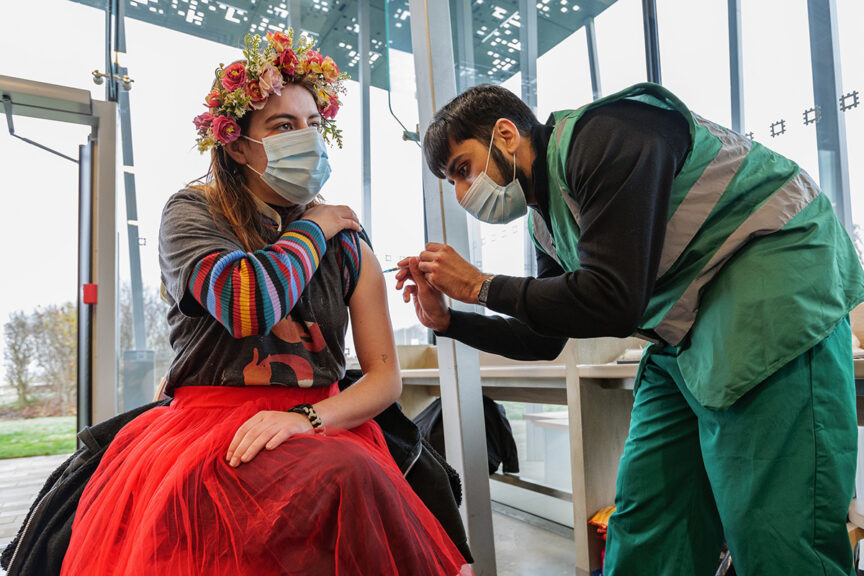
[423,84,540,179]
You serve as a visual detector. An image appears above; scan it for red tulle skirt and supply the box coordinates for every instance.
[60,385,472,575]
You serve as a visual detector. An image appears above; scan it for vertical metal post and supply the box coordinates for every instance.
[409,0,497,573]
[728,0,744,133]
[77,139,94,436]
[358,0,372,235]
[118,67,147,352]
[807,0,852,231]
[518,0,538,113]
[585,16,602,101]
[641,0,661,84]
[104,0,116,103]
[519,0,538,278]
[454,0,476,92]
[91,99,119,423]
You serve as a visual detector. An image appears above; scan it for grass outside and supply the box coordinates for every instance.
[0,417,76,459]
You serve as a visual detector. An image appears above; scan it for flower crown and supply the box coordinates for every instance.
[194,31,348,152]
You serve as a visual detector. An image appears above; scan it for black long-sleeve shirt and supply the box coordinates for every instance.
[440,99,691,360]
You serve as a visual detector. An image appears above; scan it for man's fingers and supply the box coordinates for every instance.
[417,261,435,274]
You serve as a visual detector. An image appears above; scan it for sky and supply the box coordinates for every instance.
[0,0,862,385]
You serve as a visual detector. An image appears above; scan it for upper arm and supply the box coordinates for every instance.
[348,240,400,383]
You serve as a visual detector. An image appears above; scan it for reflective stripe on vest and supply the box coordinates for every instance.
[655,115,751,278]
[653,169,820,344]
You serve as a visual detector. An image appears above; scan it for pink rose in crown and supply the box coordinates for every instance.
[258,65,284,96]
[221,62,247,91]
[193,112,214,131]
[212,115,241,144]
[246,81,268,110]
[277,49,299,76]
[204,89,221,109]
[267,30,292,53]
[321,56,340,83]
[320,98,340,120]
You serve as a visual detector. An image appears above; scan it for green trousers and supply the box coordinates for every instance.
[604,318,857,576]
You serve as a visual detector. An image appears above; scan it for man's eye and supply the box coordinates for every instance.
[458,164,468,177]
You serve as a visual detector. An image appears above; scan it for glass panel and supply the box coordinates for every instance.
[837,0,864,258]
[118,18,224,408]
[656,0,732,126]
[740,0,818,176]
[536,27,594,119]
[370,45,428,347]
[0,0,102,459]
[593,0,646,94]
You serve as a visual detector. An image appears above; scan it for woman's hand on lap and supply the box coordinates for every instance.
[303,204,361,240]
[226,410,313,467]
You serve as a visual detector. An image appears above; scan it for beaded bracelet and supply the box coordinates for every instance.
[288,403,323,430]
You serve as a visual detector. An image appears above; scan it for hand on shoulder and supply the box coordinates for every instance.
[303,204,362,240]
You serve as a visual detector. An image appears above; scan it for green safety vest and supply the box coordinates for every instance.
[530,82,864,409]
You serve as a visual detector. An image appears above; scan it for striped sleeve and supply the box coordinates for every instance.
[337,230,366,303]
[187,219,327,338]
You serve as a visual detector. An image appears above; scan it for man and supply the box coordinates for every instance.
[395,82,864,575]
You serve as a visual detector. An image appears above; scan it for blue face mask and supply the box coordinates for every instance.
[245,127,331,205]
[458,132,527,224]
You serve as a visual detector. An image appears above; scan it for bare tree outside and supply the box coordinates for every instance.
[3,311,36,407]
[31,303,77,417]
[118,282,172,354]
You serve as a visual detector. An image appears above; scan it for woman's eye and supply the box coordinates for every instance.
[458,164,468,177]
[278,123,294,131]
[310,121,322,131]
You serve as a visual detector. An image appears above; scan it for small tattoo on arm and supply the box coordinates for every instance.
[381,354,388,364]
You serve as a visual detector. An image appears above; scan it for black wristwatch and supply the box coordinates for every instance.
[288,403,323,429]
[477,276,494,307]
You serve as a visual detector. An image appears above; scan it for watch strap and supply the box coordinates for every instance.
[478,276,494,306]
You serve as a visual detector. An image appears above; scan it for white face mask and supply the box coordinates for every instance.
[458,132,528,224]
[244,127,331,205]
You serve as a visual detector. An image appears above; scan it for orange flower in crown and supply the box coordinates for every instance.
[194,31,349,152]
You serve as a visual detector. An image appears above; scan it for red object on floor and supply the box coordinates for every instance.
[60,384,472,575]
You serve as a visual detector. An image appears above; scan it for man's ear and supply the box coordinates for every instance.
[224,138,250,166]
[493,118,521,156]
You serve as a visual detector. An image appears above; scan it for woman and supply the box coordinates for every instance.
[60,32,471,576]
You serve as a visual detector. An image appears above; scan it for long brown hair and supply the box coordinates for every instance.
[190,70,323,252]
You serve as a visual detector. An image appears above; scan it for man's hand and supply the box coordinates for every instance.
[395,257,452,332]
[414,243,491,304]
